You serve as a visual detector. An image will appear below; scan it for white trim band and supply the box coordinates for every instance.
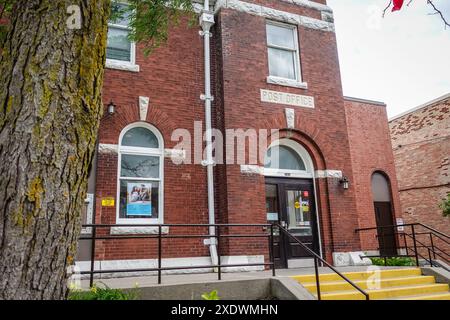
[214,0,334,32]
[314,170,342,179]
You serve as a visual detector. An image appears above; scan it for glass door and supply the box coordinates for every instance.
[265,178,318,267]
[282,183,317,260]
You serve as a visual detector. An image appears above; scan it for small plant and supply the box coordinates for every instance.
[201,290,220,300]
[68,282,139,300]
[370,257,415,266]
[439,194,450,217]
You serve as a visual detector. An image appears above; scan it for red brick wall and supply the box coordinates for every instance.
[345,99,402,251]
[389,97,450,243]
[214,5,361,262]
[91,0,399,264]
[95,16,210,260]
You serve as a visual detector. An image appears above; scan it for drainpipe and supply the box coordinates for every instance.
[199,1,218,267]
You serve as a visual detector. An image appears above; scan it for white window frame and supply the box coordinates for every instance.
[266,20,305,88]
[106,2,139,72]
[116,122,164,225]
[263,139,313,179]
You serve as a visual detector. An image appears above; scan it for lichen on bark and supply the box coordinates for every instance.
[0,0,110,300]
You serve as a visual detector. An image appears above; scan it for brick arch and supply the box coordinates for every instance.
[262,127,327,171]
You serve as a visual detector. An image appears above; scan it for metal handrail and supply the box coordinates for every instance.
[80,223,276,287]
[356,223,449,239]
[277,224,369,300]
[355,223,449,268]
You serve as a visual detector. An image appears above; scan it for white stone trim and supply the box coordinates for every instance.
[214,0,334,32]
[285,108,295,129]
[321,10,334,23]
[164,148,187,162]
[214,0,333,15]
[139,96,150,121]
[240,164,264,175]
[314,170,342,179]
[288,258,315,268]
[110,226,169,235]
[280,0,333,13]
[74,255,264,278]
[267,76,308,89]
[106,59,140,72]
[98,143,118,154]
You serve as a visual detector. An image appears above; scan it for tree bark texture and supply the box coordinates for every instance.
[0,0,110,299]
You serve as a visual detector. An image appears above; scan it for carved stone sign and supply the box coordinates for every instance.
[261,89,315,108]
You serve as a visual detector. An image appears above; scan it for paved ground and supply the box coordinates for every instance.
[79,266,408,289]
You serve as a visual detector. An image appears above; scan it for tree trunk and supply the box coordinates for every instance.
[0,0,110,299]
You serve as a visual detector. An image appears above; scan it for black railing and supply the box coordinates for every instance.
[79,223,276,287]
[355,223,449,269]
[277,224,369,300]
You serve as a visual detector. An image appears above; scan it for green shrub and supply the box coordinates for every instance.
[370,257,415,266]
[201,290,220,300]
[68,283,138,300]
[439,194,450,217]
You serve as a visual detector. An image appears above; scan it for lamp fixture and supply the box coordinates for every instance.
[107,100,116,115]
[340,176,349,190]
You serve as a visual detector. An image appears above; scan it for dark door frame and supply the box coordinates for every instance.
[265,177,320,268]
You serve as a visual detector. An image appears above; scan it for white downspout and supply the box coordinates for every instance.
[199,1,218,267]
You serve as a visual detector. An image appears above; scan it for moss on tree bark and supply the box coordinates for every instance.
[0,0,110,299]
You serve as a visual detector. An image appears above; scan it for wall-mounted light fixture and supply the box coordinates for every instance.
[340,176,349,190]
[107,100,116,115]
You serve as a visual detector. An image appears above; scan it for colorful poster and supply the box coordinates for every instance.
[126,182,152,216]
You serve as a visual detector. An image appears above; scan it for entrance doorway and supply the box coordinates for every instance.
[265,178,319,268]
[371,172,396,256]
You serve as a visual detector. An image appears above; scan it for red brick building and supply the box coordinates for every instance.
[76,0,402,273]
[389,94,450,238]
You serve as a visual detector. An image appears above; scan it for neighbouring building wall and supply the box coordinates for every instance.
[345,98,402,251]
[389,95,450,235]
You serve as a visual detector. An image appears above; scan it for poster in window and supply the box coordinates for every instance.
[126,182,152,216]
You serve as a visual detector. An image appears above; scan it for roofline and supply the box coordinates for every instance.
[389,92,450,122]
[344,96,386,106]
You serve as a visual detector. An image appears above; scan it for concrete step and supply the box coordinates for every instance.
[291,268,450,300]
[292,268,421,283]
[395,292,450,300]
[302,275,436,293]
[319,283,449,300]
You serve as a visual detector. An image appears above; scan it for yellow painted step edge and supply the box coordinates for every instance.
[399,293,450,300]
[292,268,421,283]
[319,284,449,300]
[303,275,436,293]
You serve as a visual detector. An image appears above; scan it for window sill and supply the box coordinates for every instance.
[266,76,308,89]
[110,226,169,235]
[106,59,140,73]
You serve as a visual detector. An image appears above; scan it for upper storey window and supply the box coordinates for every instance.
[266,21,301,82]
[106,3,139,72]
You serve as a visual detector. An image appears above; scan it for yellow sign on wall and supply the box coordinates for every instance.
[102,197,115,207]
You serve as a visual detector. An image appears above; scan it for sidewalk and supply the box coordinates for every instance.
[79,266,406,289]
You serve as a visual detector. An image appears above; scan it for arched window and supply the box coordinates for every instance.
[117,123,164,224]
[263,139,313,178]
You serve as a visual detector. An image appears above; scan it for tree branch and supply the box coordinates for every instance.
[384,0,450,28]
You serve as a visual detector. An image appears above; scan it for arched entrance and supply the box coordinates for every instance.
[264,139,320,268]
[371,172,396,256]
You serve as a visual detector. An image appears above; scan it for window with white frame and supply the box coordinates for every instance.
[107,3,135,63]
[117,124,163,224]
[266,21,301,81]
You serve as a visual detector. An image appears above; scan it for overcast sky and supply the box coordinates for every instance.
[327,0,450,118]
